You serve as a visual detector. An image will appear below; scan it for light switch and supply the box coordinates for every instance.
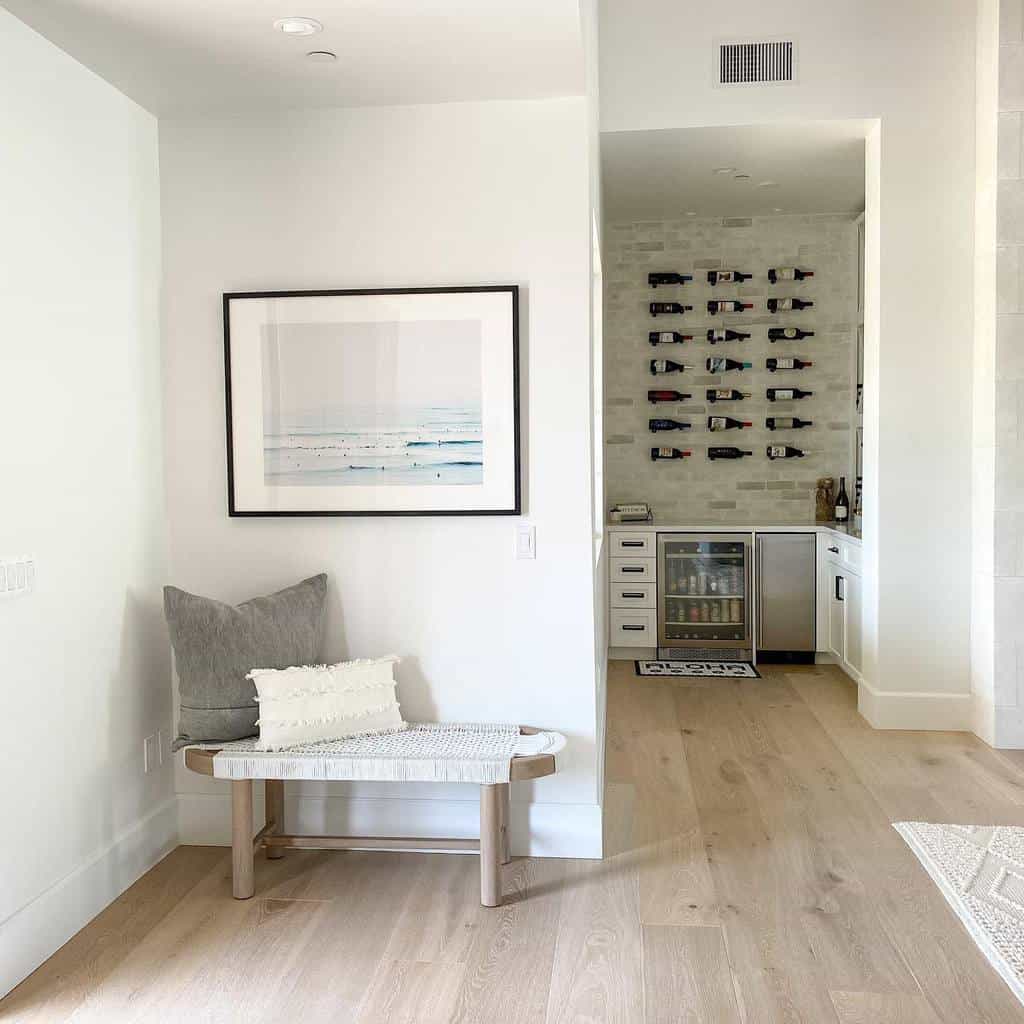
[516,524,536,559]
[1,556,34,599]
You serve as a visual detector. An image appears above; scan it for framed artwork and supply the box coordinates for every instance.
[223,286,520,516]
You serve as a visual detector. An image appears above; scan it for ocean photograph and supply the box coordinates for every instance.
[261,319,483,486]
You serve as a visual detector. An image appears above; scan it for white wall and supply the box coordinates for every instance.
[601,0,978,725]
[160,99,603,856]
[0,10,174,998]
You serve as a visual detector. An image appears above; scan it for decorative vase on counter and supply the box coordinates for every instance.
[815,478,835,523]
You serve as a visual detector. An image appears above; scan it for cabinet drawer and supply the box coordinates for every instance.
[840,542,862,573]
[610,557,657,582]
[610,609,657,645]
[610,581,656,609]
[611,532,656,557]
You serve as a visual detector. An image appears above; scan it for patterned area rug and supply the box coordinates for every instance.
[635,661,760,678]
[895,822,1024,1006]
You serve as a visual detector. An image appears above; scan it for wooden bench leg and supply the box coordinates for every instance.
[232,779,255,899]
[480,784,503,907]
[498,783,511,865]
[265,780,285,860]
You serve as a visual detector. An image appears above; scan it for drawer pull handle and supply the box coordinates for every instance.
[621,592,645,599]
[827,546,839,554]
[621,567,645,573]
[622,624,646,632]
[621,540,645,547]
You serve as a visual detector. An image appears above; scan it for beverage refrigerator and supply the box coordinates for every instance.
[657,533,753,659]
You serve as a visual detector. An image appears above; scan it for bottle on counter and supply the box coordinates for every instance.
[766,416,812,430]
[708,447,753,460]
[767,387,813,401]
[767,297,813,313]
[766,357,813,372]
[650,359,693,375]
[649,418,691,432]
[648,272,693,287]
[649,331,693,346]
[708,416,753,432]
[766,444,806,460]
[706,388,751,403]
[650,447,692,461]
[707,328,752,344]
[650,302,693,316]
[768,327,815,342]
[768,267,814,283]
[834,476,850,522]
[707,357,752,373]
[707,270,752,285]
[648,389,693,403]
[708,300,754,314]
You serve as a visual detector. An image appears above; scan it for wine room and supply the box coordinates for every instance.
[601,121,866,527]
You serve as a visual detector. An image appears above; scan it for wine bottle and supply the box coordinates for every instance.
[766,357,813,372]
[649,331,693,346]
[766,387,813,401]
[834,476,850,522]
[649,418,691,432]
[650,359,693,375]
[706,388,751,403]
[648,272,693,287]
[648,389,692,403]
[707,328,751,344]
[768,327,815,342]
[766,445,806,460]
[768,267,814,283]
[767,297,813,313]
[766,416,812,430]
[707,357,752,373]
[708,447,753,460]
[650,302,693,316]
[707,270,751,285]
[651,447,692,460]
[708,416,753,432]
[707,300,754,314]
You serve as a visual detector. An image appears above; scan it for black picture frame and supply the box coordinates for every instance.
[223,285,520,517]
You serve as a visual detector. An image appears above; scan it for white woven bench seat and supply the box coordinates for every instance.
[190,723,566,785]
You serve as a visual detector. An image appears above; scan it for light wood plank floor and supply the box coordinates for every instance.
[5,662,1024,1022]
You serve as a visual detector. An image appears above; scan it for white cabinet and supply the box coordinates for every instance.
[822,537,862,683]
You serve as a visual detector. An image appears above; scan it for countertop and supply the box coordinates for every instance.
[607,519,862,542]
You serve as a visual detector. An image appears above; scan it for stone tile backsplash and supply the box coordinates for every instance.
[604,213,858,522]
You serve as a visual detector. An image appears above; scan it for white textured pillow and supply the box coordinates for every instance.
[247,655,406,751]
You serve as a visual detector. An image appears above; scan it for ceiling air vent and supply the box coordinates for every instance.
[718,40,795,86]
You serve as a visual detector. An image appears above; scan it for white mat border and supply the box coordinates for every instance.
[894,821,1024,1009]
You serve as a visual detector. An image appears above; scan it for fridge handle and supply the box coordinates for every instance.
[754,537,762,647]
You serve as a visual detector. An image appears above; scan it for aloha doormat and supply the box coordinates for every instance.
[635,661,760,678]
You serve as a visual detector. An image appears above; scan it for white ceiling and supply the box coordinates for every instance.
[2,0,585,115]
[601,121,868,222]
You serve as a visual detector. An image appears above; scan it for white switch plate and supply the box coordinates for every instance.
[515,524,536,559]
[0,556,35,599]
[143,734,157,774]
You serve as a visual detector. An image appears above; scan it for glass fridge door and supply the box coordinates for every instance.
[658,535,750,646]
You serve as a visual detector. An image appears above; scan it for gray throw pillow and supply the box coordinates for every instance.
[165,573,328,748]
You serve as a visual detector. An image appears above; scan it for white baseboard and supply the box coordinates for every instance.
[0,796,178,1000]
[857,679,973,731]
[178,791,602,859]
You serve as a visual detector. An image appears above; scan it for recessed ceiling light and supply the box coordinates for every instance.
[306,50,337,62]
[713,167,735,175]
[773,207,784,213]
[273,17,323,36]
[685,211,697,216]
[757,180,778,188]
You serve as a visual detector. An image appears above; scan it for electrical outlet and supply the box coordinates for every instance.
[143,734,157,774]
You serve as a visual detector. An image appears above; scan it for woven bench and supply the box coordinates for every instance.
[184,724,564,907]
